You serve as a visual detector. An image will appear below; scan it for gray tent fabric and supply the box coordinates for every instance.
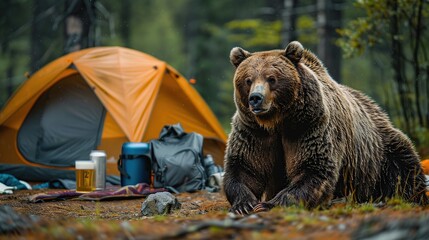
[0,164,121,184]
[17,75,105,167]
[0,164,75,182]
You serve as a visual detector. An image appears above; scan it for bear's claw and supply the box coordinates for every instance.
[253,202,274,213]
[231,202,256,215]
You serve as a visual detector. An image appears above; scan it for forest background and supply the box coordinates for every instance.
[1,0,429,156]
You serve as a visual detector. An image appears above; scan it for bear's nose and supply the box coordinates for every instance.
[249,92,264,108]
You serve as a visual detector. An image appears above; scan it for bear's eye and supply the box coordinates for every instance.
[245,78,252,86]
[267,77,276,85]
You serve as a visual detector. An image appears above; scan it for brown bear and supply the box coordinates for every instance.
[223,41,428,215]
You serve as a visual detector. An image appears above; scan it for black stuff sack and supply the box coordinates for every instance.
[150,123,206,193]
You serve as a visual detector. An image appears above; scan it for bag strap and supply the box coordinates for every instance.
[152,147,202,172]
[117,156,130,179]
[174,147,200,160]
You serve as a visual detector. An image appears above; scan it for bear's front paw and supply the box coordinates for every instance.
[230,199,258,215]
[253,202,275,212]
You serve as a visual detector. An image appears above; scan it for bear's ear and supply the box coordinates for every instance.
[285,41,304,63]
[230,47,251,68]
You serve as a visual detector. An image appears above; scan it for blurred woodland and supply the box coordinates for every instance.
[1,0,429,154]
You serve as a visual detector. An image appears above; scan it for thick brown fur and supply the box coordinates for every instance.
[224,41,428,214]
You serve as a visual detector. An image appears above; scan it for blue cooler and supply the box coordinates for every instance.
[118,142,152,186]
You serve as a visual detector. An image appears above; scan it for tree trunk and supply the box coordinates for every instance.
[425,65,429,127]
[120,0,131,47]
[317,0,343,83]
[281,0,298,44]
[183,0,199,79]
[390,0,412,133]
[64,0,96,53]
[30,0,57,73]
[413,0,424,126]
[6,50,15,97]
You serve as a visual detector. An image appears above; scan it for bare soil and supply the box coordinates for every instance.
[1,189,429,239]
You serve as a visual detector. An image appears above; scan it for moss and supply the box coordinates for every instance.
[386,196,416,211]
[152,214,168,222]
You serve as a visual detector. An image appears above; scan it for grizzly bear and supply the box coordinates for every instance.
[223,41,428,214]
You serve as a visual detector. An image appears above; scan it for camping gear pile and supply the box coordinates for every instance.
[119,123,223,193]
[26,122,224,201]
[0,47,227,183]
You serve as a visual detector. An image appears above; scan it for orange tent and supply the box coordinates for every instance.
[0,47,227,182]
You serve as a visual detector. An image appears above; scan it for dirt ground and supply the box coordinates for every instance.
[1,189,429,239]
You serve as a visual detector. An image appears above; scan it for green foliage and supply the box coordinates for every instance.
[0,0,32,107]
[218,73,235,131]
[413,126,429,158]
[226,19,281,48]
[296,15,318,46]
[225,14,318,49]
[336,17,380,57]
[127,0,187,71]
[338,0,429,149]
[337,0,402,58]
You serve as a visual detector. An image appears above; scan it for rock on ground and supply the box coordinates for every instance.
[141,192,181,216]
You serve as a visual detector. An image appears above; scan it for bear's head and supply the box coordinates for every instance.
[230,41,306,129]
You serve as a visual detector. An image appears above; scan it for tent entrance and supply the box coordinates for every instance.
[18,74,105,167]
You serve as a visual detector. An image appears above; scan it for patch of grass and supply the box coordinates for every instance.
[31,219,99,239]
[274,205,339,229]
[386,196,415,211]
[78,218,98,231]
[208,225,223,234]
[283,213,300,222]
[107,222,122,232]
[51,225,72,239]
[37,219,140,239]
[324,204,354,217]
[153,214,168,222]
[95,201,101,218]
[356,203,376,213]
[318,201,380,220]
[300,215,322,227]
[275,204,308,215]
[37,224,73,239]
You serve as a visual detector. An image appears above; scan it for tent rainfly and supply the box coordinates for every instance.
[0,47,227,182]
